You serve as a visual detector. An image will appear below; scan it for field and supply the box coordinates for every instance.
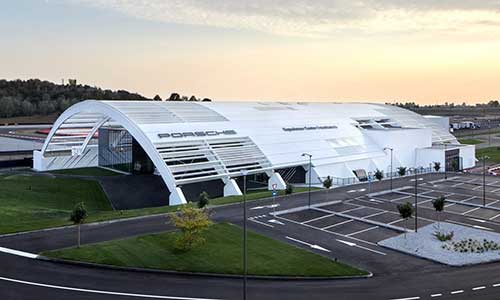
[43,223,366,277]
[49,167,121,177]
[458,138,483,145]
[476,147,500,163]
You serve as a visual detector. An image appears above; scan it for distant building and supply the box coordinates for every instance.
[34,101,475,205]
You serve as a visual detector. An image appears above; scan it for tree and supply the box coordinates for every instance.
[153,95,162,101]
[188,95,198,101]
[285,183,294,198]
[398,167,407,176]
[374,169,384,181]
[323,176,332,201]
[433,162,441,172]
[397,202,414,238]
[170,206,212,251]
[70,202,88,248]
[451,160,458,172]
[198,191,210,209]
[168,93,180,101]
[432,196,445,228]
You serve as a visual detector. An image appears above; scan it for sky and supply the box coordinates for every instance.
[1,0,500,104]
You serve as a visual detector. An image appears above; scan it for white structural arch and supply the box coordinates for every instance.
[34,100,476,206]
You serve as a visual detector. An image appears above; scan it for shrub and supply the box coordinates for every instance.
[434,231,454,242]
[374,169,384,181]
[285,183,294,195]
[397,167,407,176]
[170,206,212,252]
[198,191,210,208]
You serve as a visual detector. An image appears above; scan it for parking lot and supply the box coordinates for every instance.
[264,174,500,258]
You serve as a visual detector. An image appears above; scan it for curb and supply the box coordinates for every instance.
[37,256,373,281]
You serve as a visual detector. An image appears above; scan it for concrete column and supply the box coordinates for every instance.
[223,178,243,196]
[169,187,187,205]
[267,172,286,190]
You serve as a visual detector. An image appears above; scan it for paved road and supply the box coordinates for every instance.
[2,173,500,299]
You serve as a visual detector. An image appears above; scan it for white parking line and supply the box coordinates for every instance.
[249,218,274,228]
[472,286,486,291]
[450,290,464,295]
[0,276,221,300]
[346,226,379,237]
[492,283,500,287]
[363,211,386,219]
[322,219,353,230]
[390,296,420,300]
[302,213,336,224]
[489,213,500,220]
[462,207,481,215]
[430,293,442,297]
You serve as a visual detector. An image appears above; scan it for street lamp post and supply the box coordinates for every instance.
[302,153,312,208]
[240,170,248,300]
[482,156,490,207]
[444,143,448,180]
[414,167,418,232]
[384,147,394,191]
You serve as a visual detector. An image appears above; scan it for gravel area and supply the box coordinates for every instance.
[378,222,500,266]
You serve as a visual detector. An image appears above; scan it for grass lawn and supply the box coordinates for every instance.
[476,147,500,163]
[0,173,321,234]
[209,187,317,206]
[49,167,121,177]
[0,174,112,234]
[458,138,483,145]
[43,223,366,277]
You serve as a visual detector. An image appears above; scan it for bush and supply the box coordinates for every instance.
[198,191,210,208]
[397,167,407,176]
[434,231,454,242]
[374,169,384,181]
[285,183,294,195]
[170,206,212,252]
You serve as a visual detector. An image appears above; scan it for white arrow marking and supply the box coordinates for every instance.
[335,239,387,255]
[285,236,330,252]
[336,239,356,247]
[250,206,264,210]
[358,188,366,192]
[468,218,486,223]
[268,219,285,225]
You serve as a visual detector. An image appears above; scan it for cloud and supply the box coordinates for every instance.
[68,0,500,38]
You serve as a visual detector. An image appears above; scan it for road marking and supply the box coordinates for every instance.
[369,198,384,204]
[462,207,481,215]
[430,293,442,297]
[335,239,386,256]
[445,219,494,231]
[472,286,486,291]
[346,226,379,237]
[0,246,38,259]
[248,218,274,228]
[0,276,221,300]
[450,290,464,295]
[322,219,353,229]
[390,297,420,300]
[363,211,386,219]
[492,283,500,287]
[489,213,500,220]
[268,219,285,225]
[302,213,336,224]
[286,236,330,253]
[250,206,265,210]
[468,218,487,223]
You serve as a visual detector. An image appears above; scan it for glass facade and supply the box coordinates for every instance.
[98,127,155,174]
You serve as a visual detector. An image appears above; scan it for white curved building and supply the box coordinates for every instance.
[34,101,475,205]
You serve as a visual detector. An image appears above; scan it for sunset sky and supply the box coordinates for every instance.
[1,0,500,104]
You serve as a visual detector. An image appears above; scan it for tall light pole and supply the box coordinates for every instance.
[240,169,248,300]
[384,147,394,191]
[444,143,448,180]
[488,119,492,146]
[412,167,419,232]
[302,153,312,208]
[482,156,490,207]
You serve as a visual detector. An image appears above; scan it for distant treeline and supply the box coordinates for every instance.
[391,100,500,116]
[0,79,212,118]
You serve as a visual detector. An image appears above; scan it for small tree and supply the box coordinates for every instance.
[374,169,384,181]
[397,167,407,177]
[451,160,458,172]
[397,202,414,238]
[70,202,88,248]
[323,176,333,201]
[170,206,212,252]
[432,196,446,228]
[433,162,441,172]
[198,191,210,209]
[285,183,294,198]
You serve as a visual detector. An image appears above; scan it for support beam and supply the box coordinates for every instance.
[223,178,243,197]
[268,172,286,190]
[169,187,187,205]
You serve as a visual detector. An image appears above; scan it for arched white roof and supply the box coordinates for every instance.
[41,100,456,204]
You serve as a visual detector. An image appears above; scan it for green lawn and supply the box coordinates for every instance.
[49,167,121,177]
[476,147,500,163]
[209,187,317,206]
[0,173,320,234]
[43,223,366,277]
[458,138,483,145]
[0,174,112,234]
